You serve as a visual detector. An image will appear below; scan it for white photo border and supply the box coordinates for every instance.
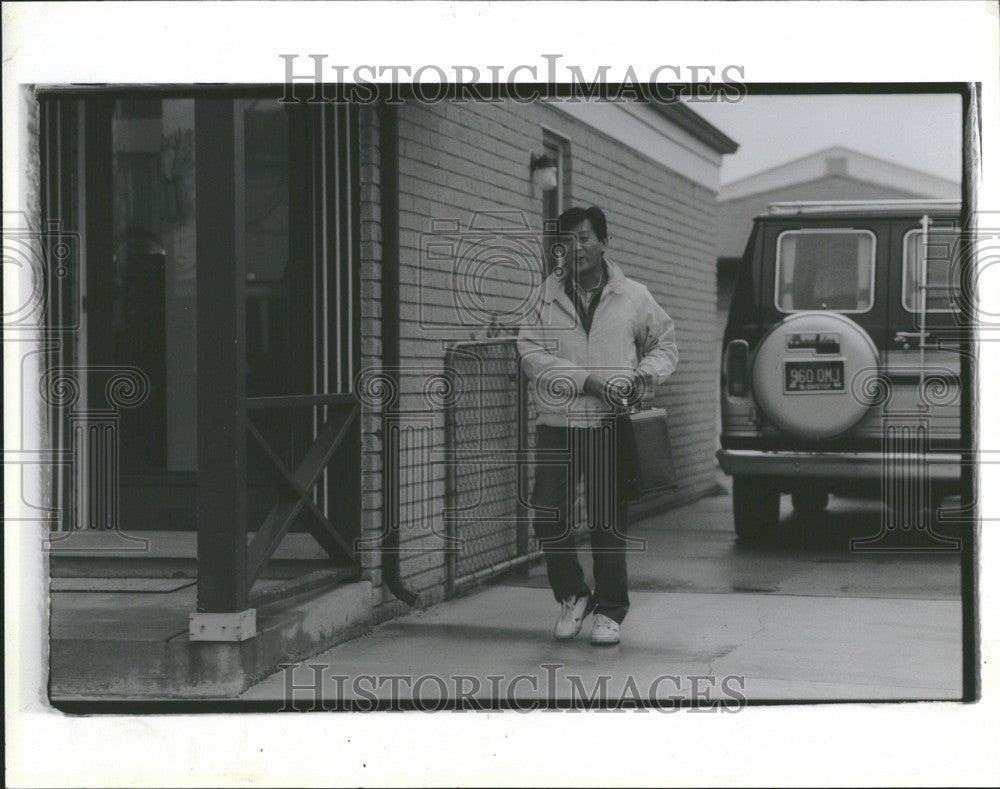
[4,2,999,786]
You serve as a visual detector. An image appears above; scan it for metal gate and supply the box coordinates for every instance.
[443,339,540,592]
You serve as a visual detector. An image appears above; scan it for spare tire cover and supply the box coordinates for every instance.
[751,311,879,440]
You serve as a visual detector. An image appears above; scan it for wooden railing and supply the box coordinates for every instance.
[245,394,360,584]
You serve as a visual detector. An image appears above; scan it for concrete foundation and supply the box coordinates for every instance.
[49,580,373,699]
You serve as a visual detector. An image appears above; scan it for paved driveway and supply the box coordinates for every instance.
[241,489,965,706]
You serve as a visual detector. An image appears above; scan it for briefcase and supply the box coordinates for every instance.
[615,405,678,502]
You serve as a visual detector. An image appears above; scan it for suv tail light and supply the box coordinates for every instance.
[725,340,750,398]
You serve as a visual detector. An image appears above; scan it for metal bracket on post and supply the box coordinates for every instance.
[189,609,258,642]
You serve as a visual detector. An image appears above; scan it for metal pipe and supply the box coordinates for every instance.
[378,99,418,606]
[443,348,458,596]
[451,551,545,590]
[919,213,930,395]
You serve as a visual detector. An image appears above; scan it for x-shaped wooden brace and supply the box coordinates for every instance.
[246,404,359,584]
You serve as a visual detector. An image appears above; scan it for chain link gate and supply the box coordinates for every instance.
[443,339,542,593]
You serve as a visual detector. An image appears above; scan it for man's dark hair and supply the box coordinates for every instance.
[557,206,608,243]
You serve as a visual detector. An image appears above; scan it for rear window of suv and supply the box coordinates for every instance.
[774,229,876,313]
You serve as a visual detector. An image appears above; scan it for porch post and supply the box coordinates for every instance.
[192,97,252,629]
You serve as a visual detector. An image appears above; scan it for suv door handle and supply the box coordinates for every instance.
[894,331,933,347]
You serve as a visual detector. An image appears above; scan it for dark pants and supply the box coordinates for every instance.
[531,424,630,624]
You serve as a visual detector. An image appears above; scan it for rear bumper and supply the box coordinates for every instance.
[716,448,962,482]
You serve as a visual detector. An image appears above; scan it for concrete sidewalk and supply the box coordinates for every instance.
[240,492,964,704]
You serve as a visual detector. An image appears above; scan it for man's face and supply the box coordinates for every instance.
[567,219,606,279]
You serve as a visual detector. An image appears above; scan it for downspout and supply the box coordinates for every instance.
[378,99,418,606]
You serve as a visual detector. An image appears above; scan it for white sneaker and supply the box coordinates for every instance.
[553,594,593,640]
[590,613,621,645]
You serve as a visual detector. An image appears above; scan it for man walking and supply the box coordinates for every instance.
[517,206,678,645]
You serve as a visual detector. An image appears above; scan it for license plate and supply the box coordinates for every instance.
[784,360,845,392]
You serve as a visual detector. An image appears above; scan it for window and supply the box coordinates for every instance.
[111,98,198,472]
[902,228,960,313]
[105,98,315,473]
[774,229,876,313]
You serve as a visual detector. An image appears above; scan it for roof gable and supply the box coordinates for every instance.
[719,146,959,202]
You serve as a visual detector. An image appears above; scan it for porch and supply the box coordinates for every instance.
[49,548,371,699]
[38,87,374,697]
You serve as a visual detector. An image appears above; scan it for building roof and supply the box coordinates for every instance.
[719,146,960,203]
[649,102,740,155]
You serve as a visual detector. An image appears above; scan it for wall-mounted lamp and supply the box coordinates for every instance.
[530,153,559,191]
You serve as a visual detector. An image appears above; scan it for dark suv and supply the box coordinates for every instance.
[717,200,963,540]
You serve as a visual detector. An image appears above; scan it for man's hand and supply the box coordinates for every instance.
[631,371,653,403]
[584,371,652,409]
[583,372,621,404]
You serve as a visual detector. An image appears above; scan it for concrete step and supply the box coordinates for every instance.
[49,579,373,700]
[48,530,339,579]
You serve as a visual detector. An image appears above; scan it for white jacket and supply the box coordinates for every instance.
[517,259,679,427]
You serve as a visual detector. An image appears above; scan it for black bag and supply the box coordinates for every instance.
[616,405,678,502]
